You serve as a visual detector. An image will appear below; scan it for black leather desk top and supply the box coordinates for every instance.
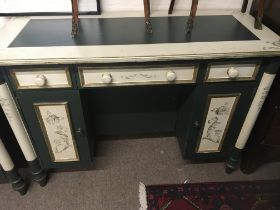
[9,15,259,48]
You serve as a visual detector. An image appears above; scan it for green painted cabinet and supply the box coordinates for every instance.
[3,59,269,169]
[177,82,259,161]
[16,90,93,169]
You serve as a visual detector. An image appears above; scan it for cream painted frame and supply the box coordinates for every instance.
[34,102,80,162]
[10,67,72,89]
[204,62,260,83]
[78,65,198,87]
[196,93,241,153]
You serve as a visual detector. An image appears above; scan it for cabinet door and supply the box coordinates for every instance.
[17,90,92,169]
[177,82,257,161]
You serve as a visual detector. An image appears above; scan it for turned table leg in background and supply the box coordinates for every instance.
[0,138,27,195]
[186,0,199,33]
[254,0,265,30]
[143,0,152,33]
[226,62,279,174]
[168,0,176,14]
[0,76,48,187]
[71,0,79,37]
[241,0,249,13]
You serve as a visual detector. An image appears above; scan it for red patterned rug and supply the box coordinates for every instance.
[139,180,280,210]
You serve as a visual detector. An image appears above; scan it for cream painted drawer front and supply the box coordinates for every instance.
[79,66,197,87]
[10,67,72,89]
[206,63,259,82]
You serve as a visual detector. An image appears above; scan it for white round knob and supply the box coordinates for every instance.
[101,73,112,84]
[34,75,47,87]
[166,71,177,82]
[227,67,239,79]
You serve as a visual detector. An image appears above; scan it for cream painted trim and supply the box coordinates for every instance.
[0,17,30,49]
[205,62,260,82]
[78,65,198,87]
[0,138,15,171]
[235,72,276,149]
[10,67,72,89]
[0,83,37,161]
[0,11,279,66]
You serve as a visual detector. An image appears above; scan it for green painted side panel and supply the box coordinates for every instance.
[0,169,7,183]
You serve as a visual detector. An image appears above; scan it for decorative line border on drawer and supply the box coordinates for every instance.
[78,65,198,87]
[205,62,260,82]
[10,67,72,89]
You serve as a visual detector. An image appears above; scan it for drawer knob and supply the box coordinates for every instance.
[166,71,177,82]
[227,67,239,79]
[101,73,112,84]
[34,75,47,86]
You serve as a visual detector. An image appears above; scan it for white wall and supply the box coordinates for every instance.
[0,17,9,29]
[102,0,244,11]
[0,0,253,29]
[0,0,97,13]
[0,0,253,13]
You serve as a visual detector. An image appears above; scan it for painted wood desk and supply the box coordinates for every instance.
[0,10,279,193]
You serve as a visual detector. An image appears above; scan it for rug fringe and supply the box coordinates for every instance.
[139,182,148,210]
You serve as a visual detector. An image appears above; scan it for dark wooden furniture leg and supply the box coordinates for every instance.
[255,0,265,30]
[241,0,249,13]
[4,168,28,195]
[186,0,199,33]
[143,0,152,33]
[71,0,79,37]
[168,0,176,14]
[0,139,27,195]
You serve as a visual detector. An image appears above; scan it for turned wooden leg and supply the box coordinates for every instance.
[254,0,265,30]
[241,0,249,13]
[143,0,152,33]
[0,75,48,187]
[225,148,242,174]
[71,0,79,37]
[186,0,198,33]
[28,159,48,187]
[168,0,176,14]
[0,139,27,195]
[225,63,279,174]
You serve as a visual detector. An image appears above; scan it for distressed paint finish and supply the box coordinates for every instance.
[0,138,14,171]
[235,72,276,149]
[79,65,197,87]
[0,11,279,66]
[0,83,37,161]
[0,140,27,195]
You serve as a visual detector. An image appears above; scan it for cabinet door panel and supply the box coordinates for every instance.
[17,90,92,169]
[34,102,80,162]
[197,94,240,153]
[177,82,257,161]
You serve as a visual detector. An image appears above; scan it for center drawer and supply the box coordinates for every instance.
[78,65,198,87]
